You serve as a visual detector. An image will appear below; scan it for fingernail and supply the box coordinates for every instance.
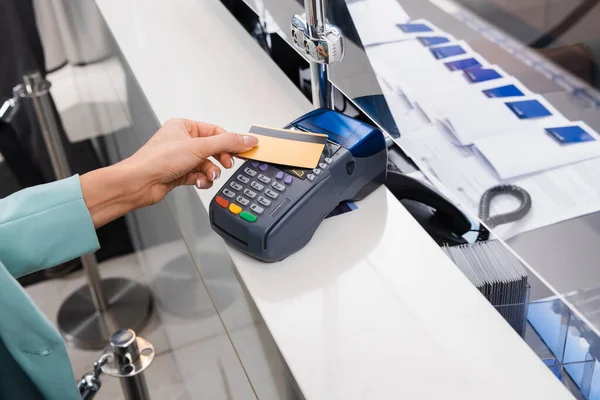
[196,178,208,189]
[243,135,258,146]
[210,170,220,181]
[230,157,235,168]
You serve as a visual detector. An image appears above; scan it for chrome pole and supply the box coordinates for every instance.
[291,0,344,109]
[304,0,332,109]
[309,61,332,110]
[16,72,108,312]
[305,0,326,31]
[15,71,153,349]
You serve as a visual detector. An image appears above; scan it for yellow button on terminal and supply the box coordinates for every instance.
[228,203,242,215]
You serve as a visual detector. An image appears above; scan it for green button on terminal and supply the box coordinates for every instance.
[240,211,257,222]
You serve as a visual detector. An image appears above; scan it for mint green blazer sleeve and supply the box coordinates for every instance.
[0,175,100,278]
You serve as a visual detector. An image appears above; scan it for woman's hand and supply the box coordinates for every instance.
[80,118,258,228]
[121,118,258,204]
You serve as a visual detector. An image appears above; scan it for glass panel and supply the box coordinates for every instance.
[499,296,600,398]
[93,7,300,398]
[221,0,600,397]
[2,0,299,397]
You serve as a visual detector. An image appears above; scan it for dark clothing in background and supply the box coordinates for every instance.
[0,0,101,187]
[0,0,48,188]
[0,0,133,278]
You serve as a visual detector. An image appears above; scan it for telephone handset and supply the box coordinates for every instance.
[384,171,533,246]
[384,170,472,246]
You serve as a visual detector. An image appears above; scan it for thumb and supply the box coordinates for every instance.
[193,133,258,158]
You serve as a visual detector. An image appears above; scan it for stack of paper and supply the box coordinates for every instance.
[443,240,529,336]
[348,9,600,239]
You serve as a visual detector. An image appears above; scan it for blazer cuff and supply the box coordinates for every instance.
[0,175,100,277]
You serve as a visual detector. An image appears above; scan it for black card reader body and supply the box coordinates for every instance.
[209,108,387,262]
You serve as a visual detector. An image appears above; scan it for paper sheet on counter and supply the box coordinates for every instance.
[368,50,510,107]
[444,94,568,146]
[397,124,600,239]
[346,0,411,46]
[366,40,473,84]
[474,121,600,179]
[415,76,533,121]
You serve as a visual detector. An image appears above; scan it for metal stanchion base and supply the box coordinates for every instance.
[58,278,153,350]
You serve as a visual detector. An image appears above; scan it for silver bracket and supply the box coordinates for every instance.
[291,13,344,65]
[101,329,155,400]
[78,329,155,400]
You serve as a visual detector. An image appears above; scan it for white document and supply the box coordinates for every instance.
[445,94,568,146]
[415,76,533,122]
[346,0,412,46]
[369,55,464,100]
[474,121,600,179]
[394,63,511,104]
[366,39,474,84]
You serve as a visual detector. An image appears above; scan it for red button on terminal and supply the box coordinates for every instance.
[215,196,229,208]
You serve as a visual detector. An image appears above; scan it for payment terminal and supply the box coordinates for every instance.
[209,108,387,262]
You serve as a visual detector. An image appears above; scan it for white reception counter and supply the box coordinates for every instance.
[95,0,573,398]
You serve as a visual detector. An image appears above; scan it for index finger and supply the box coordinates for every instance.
[186,120,235,168]
[194,133,259,159]
[181,119,228,138]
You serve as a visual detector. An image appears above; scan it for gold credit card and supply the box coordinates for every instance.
[237,125,328,169]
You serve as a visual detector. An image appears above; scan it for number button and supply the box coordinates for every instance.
[325,157,333,164]
[251,181,264,191]
[313,168,321,175]
[237,174,250,184]
[230,181,243,191]
[236,196,250,206]
[243,188,257,199]
[307,174,315,181]
[257,196,272,207]
[244,167,257,177]
[258,174,271,184]
[265,189,279,199]
[222,188,236,198]
[250,204,264,214]
[319,163,327,169]
[272,182,285,192]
